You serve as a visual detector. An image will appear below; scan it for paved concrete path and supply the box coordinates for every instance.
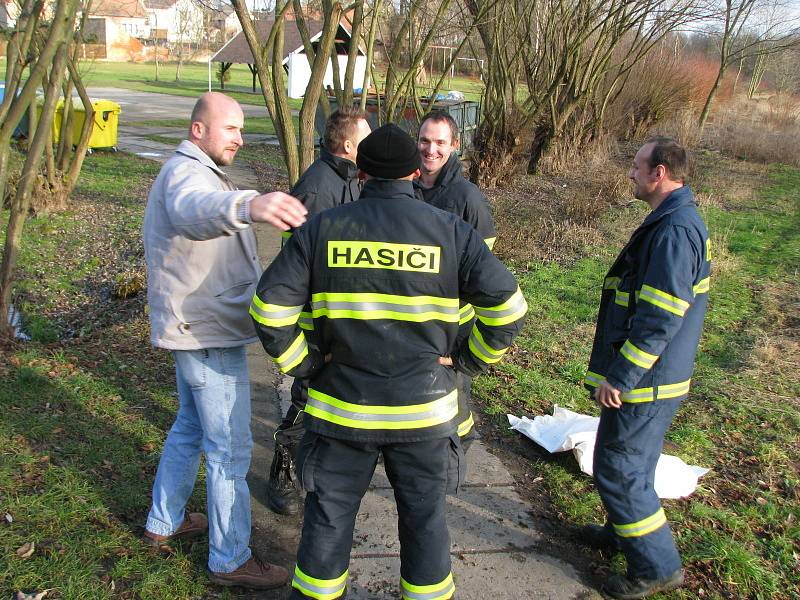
[87,87,270,122]
[118,117,598,599]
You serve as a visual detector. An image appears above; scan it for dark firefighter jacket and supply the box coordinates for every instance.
[292,146,361,215]
[414,153,497,250]
[251,179,527,443]
[585,186,711,403]
[282,146,361,245]
[414,153,498,335]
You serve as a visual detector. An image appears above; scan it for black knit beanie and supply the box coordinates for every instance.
[356,123,421,179]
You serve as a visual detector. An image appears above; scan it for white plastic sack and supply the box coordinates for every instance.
[508,406,710,499]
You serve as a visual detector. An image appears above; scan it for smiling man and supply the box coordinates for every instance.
[142,92,306,590]
[415,111,497,449]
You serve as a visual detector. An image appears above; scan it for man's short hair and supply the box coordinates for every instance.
[323,107,368,153]
[419,110,459,145]
[645,137,688,183]
[190,94,214,124]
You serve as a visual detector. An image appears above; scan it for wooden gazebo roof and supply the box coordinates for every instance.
[211,19,325,64]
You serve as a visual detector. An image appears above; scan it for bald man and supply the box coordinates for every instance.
[142,92,305,589]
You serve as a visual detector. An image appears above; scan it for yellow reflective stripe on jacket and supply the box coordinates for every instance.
[306,388,458,430]
[620,340,658,369]
[614,289,630,307]
[468,325,509,364]
[473,287,528,326]
[459,304,476,325]
[457,411,474,437]
[693,277,710,295]
[311,292,460,323]
[484,237,496,250]
[604,276,620,290]
[291,565,348,600]
[584,371,691,403]
[638,284,690,317]
[613,508,667,538]
[401,572,455,600]
[281,231,292,240]
[274,332,308,373]
[706,239,712,261]
[249,296,303,327]
[299,311,315,331]
[584,371,605,388]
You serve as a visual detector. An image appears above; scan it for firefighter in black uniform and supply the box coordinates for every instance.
[250,124,527,600]
[267,108,372,516]
[415,110,498,449]
[582,138,710,599]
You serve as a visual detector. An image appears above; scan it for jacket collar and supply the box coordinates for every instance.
[361,178,417,200]
[320,146,358,181]
[640,185,696,228]
[606,185,696,277]
[174,140,229,177]
[413,152,463,191]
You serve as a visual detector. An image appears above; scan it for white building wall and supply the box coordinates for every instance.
[287,52,368,99]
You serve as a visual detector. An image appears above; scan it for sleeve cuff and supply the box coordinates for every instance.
[237,195,253,224]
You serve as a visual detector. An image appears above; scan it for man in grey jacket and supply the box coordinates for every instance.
[142,92,306,590]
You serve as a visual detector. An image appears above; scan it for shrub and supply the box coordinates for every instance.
[705,95,800,167]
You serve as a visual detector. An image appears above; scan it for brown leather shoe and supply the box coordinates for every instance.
[208,554,289,590]
[143,512,208,546]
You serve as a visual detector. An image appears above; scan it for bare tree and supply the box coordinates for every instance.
[697,0,800,130]
[466,0,701,185]
[0,0,85,337]
[173,0,206,81]
[230,0,341,182]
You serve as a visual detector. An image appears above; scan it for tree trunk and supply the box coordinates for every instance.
[63,57,95,197]
[298,4,341,171]
[527,123,553,175]
[0,40,70,337]
[0,0,76,206]
[698,62,726,132]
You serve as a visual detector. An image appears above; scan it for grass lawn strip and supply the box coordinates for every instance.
[0,151,235,599]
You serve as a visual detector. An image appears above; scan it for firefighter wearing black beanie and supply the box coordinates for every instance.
[252,116,526,600]
[356,123,421,179]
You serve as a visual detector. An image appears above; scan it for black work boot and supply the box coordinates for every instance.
[266,441,302,516]
[579,523,621,552]
[602,569,684,599]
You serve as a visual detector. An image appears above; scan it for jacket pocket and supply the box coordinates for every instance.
[215,281,253,300]
[604,279,634,344]
[446,434,466,495]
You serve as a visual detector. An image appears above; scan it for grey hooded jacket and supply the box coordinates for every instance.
[143,140,261,350]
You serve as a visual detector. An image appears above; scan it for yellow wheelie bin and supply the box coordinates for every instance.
[50,98,121,150]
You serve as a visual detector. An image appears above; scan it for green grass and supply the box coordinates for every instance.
[0,151,254,598]
[129,115,282,135]
[479,163,800,598]
[0,348,209,599]
[0,56,484,110]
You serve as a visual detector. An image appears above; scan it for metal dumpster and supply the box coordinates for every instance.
[315,95,480,156]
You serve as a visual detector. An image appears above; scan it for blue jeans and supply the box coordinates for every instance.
[146,346,253,573]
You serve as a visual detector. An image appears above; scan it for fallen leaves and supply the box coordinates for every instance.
[16,589,52,600]
[16,541,35,558]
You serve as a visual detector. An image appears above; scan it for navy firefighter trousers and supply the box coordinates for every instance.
[593,398,682,580]
[289,433,463,600]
